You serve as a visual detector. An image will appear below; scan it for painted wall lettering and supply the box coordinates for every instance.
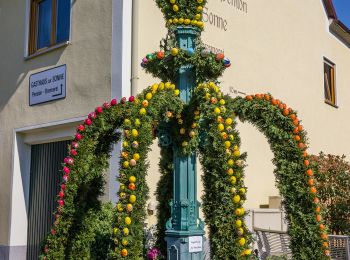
[202,42,225,54]
[220,0,248,13]
[202,7,228,31]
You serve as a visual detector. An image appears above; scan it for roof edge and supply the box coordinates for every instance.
[323,0,337,19]
[323,0,350,46]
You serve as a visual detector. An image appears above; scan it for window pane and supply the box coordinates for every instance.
[37,0,52,49]
[324,63,330,101]
[56,0,71,43]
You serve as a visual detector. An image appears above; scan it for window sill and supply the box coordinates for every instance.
[324,100,338,108]
[24,41,70,61]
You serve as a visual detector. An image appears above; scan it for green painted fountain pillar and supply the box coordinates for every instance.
[165,26,205,260]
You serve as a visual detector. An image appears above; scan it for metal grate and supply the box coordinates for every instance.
[26,140,70,260]
[328,235,350,260]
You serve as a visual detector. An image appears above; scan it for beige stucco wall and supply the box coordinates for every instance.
[135,0,350,227]
[0,0,113,246]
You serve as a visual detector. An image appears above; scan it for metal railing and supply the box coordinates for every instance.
[254,228,350,260]
[254,227,292,259]
[328,235,350,260]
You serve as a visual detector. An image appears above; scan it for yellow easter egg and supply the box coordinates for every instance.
[159,82,165,90]
[230,176,237,184]
[233,195,241,203]
[239,188,246,194]
[129,176,136,183]
[225,118,233,125]
[180,128,186,134]
[139,108,146,115]
[195,14,201,20]
[129,195,136,203]
[179,18,184,24]
[122,239,128,246]
[227,159,234,166]
[239,238,246,246]
[123,227,129,236]
[244,249,252,255]
[173,4,179,11]
[235,219,242,227]
[224,141,231,148]
[152,83,159,91]
[218,124,224,131]
[227,168,234,175]
[122,141,129,147]
[214,107,221,114]
[197,21,204,27]
[174,89,180,96]
[131,129,138,137]
[170,0,176,3]
[125,217,132,225]
[184,19,191,25]
[233,150,241,157]
[133,153,140,161]
[113,228,119,235]
[124,119,131,125]
[145,92,153,100]
[219,99,226,105]
[171,48,179,56]
[135,118,141,127]
[123,161,129,168]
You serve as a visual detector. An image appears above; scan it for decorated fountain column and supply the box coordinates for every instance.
[164,26,205,260]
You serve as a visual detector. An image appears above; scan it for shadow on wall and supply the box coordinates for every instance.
[0,0,78,112]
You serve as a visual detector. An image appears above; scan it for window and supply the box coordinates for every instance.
[28,0,71,55]
[324,58,336,107]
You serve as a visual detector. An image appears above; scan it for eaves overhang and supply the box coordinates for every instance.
[323,0,350,47]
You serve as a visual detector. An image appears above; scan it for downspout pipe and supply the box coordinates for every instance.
[131,0,140,96]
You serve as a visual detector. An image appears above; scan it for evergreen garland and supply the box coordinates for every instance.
[40,83,183,259]
[231,94,330,259]
[193,82,252,259]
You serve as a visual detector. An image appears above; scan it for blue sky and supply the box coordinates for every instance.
[332,0,350,28]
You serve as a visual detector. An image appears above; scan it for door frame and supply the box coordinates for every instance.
[8,116,84,259]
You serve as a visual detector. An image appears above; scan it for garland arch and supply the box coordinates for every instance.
[40,83,184,259]
[39,0,331,258]
[40,83,330,260]
[190,84,330,259]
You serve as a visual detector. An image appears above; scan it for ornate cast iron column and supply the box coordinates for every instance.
[164,26,205,260]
